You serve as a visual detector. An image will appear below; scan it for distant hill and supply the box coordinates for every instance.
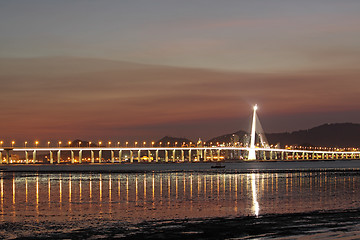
[207,123,360,148]
[266,123,360,148]
[207,130,247,144]
[156,136,193,147]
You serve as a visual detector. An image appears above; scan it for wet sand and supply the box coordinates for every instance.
[1,208,359,239]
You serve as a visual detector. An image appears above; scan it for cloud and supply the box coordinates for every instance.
[0,57,359,142]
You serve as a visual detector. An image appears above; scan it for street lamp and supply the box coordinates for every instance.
[0,141,3,147]
[79,141,82,147]
[167,142,170,147]
[117,142,120,147]
[159,142,162,147]
[68,141,71,147]
[151,141,155,147]
[11,141,15,147]
[25,141,28,148]
[98,141,102,147]
[89,141,92,147]
[48,141,50,147]
[143,141,146,147]
[126,141,129,147]
[58,141,62,147]
[35,141,39,148]
[108,141,111,147]
[135,141,138,147]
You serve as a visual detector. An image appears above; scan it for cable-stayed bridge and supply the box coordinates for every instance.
[1,105,359,164]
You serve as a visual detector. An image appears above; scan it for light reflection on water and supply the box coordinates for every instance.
[0,171,360,223]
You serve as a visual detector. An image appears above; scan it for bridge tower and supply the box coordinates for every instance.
[248,105,258,160]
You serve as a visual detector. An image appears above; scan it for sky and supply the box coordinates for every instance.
[1,1,360,145]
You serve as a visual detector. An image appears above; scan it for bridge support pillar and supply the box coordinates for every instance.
[217,149,221,162]
[119,150,122,163]
[210,150,214,161]
[25,151,29,164]
[189,149,191,162]
[0,151,2,164]
[172,149,176,162]
[57,150,61,164]
[99,150,102,163]
[197,150,200,162]
[204,149,207,161]
[148,150,151,162]
[156,150,159,163]
[111,150,115,163]
[110,150,115,163]
[33,150,36,163]
[181,150,184,162]
[281,151,284,160]
[165,150,168,162]
[71,150,74,164]
[50,151,54,164]
[138,150,141,162]
[79,150,82,164]
[91,150,94,163]
[130,150,133,163]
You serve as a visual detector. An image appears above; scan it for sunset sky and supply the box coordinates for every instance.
[1,1,360,144]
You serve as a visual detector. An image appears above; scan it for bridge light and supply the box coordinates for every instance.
[98,141,102,147]
[35,141,39,147]
[89,141,92,147]
[151,141,155,147]
[48,141,50,147]
[25,141,28,148]
[58,141,62,147]
[11,141,15,147]
[117,142,120,147]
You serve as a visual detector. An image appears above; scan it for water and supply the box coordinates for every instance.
[1,162,360,239]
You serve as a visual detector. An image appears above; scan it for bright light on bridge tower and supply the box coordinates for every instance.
[248,104,258,160]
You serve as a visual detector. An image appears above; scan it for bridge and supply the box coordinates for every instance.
[0,105,359,164]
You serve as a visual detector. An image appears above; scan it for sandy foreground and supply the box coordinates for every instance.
[0,208,359,239]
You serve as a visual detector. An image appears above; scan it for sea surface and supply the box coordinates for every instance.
[1,160,360,239]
